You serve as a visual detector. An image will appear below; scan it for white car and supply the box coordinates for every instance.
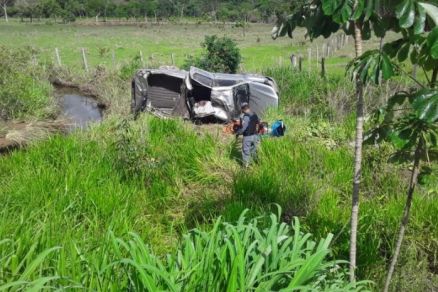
[131,66,279,122]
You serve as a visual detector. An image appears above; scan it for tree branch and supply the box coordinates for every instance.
[393,63,426,88]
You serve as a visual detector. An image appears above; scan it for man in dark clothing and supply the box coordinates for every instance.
[235,103,260,167]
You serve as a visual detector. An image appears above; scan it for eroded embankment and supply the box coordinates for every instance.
[0,79,107,154]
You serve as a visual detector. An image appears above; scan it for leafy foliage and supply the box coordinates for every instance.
[346,50,395,85]
[183,35,241,73]
[272,0,438,40]
[367,89,438,156]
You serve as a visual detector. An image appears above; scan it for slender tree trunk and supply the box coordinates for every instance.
[353,21,363,56]
[349,75,364,283]
[349,18,364,283]
[431,67,437,88]
[383,140,423,292]
[2,4,8,23]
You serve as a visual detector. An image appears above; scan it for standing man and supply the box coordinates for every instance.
[235,103,260,167]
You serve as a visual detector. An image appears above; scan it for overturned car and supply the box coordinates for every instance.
[131,66,279,122]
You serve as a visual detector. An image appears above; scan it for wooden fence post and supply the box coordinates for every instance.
[55,48,61,66]
[316,47,319,70]
[171,53,175,65]
[308,48,312,73]
[321,57,326,78]
[298,55,303,72]
[290,54,297,69]
[81,48,89,72]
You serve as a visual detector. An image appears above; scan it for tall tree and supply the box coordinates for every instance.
[272,0,374,281]
[272,0,437,283]
[351,24,437,290]
[1,0,13,22]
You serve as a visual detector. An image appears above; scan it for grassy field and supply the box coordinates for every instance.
[0,19,437,290]
[0,19,382,75]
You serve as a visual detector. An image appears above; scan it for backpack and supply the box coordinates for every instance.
[271,120,286,137]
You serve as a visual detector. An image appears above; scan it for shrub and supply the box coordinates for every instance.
[183,35,241,73]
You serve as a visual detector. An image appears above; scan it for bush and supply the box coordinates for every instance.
[0,46,53,120]
[183,35,241,73]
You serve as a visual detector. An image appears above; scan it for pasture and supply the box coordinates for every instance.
[0,20,371,74]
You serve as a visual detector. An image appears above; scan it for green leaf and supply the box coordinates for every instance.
[364,0,374,20]
[414,3,426,34]
[390,131,409,149]
[418,2,438,26]
[352,0,365,20]
[381,54,395,79]
[398,42,411,62]
[396,0,411,19]
[427,27,438,59]
[383,39,405,58]
[397,0,416,28]
[412,90,438,123]
[322,0,337,15]
[19,247,61,281]
[347,50,396,85]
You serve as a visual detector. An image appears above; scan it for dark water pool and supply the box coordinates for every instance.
[58,91,103,129]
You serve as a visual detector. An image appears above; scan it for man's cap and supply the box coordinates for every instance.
[240,102,249,110]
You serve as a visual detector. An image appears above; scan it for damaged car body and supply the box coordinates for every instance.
[131,66,279,122]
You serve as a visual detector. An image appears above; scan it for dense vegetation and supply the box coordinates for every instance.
[1,1,437,288]
[1,0,302,23]
[1,51,437,289]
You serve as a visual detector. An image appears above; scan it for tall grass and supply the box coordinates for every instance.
[0,46,54,120]
[1,65,437,289]
[0,207,369,290]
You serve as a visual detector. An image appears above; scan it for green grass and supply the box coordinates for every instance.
[0,20,388,75]
[0,46,54,120]
[0,24,437,289]
[0,205,369,290]
[1,111,437,289]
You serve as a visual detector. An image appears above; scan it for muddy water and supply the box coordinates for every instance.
[56,89,103,130]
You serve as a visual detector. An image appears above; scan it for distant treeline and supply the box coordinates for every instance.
[1,0,304,23]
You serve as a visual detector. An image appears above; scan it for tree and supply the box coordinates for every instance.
[1,0,13,22]
[272,0,438,283]
[272,0,374,282]
[15,0,39,22]
[349,9,437,288]
[38,0,62,20]
[183,35,241,73]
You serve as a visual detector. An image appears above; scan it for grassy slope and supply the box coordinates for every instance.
[0,20,437,289]
[1,69,437,289]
